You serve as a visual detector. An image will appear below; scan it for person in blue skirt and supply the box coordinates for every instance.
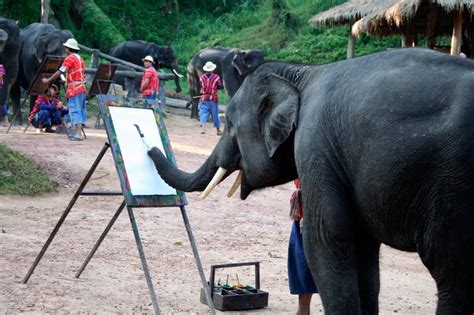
[288,179,318,315]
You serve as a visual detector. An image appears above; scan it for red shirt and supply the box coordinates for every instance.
[199,73,221,103]
[141,66,159,96]
[60,53,86,98]
[28,95,62,122]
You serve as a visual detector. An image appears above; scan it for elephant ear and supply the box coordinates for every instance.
[258,74,299,158]
[33,34,47,64]
[232,50,264,78]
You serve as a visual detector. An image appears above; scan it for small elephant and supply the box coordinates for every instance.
[109,40,183,94]
[11,23,73,121]
[149,48,474,314]
[0,17,20,122]
[186,46,264,119]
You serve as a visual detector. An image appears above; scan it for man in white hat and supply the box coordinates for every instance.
[42,38,86,141]
[140,55,159,104]
[199,61,222,135]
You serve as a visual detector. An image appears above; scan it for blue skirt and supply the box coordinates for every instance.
[288,220,318,295]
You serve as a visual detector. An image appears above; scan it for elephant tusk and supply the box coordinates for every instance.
[201,167,227,199]
[172,69,184,78]
[227,171,242,198]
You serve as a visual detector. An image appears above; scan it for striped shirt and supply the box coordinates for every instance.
[59,53,86,98]
[199,73,221,103]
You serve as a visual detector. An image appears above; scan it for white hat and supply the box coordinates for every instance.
[63,38,80,50]
[142,55,155,63]
[203,61,217,72]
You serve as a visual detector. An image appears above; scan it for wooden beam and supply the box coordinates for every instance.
[450,9,463,55]
[347,30,355,59]
[426,3,438,49]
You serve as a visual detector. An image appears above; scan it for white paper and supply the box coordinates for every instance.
[109,106,177,196]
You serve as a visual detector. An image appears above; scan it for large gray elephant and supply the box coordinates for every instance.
[10,23,73,121]
[109,40,183,94]
[186,46,264,119]
[0,17,20,122]
[149,48,474,314]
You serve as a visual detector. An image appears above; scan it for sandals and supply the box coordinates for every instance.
[69,135,84,141]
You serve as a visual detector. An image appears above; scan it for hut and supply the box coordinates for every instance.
[311,0,474,57]
[309,0,387,58]
[351,0,474,56]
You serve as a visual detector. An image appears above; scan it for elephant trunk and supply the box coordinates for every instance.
[148,147,218,192]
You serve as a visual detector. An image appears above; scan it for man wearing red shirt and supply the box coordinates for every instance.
[43,38,86,141]
[140,55,159,104]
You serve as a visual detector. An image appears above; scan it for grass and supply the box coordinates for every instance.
[0,143,58,195]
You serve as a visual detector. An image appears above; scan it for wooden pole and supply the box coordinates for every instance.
[347,28,355,59]
[426,3,438,49]
[40,0,50,23]
[450,9,463,55]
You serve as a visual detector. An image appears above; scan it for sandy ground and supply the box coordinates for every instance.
[0,114,437,314]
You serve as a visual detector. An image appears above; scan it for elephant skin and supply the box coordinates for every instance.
[109,40,182,93]
[186,46,264,118]
[11,23,72,121]
[0,18,20,121]
[149,48,474,314]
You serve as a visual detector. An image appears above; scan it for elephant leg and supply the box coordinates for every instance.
[419,216,474,314]
[302,178,361,314]
[354,236,380,315]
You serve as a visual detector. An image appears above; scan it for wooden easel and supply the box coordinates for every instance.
[22,98,216,314]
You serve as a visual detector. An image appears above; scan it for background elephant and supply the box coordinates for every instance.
[11,23,73,122]
[0,17,20,122]
[149,49,474,314]
[186,46,264,119]
[109,40,182,95]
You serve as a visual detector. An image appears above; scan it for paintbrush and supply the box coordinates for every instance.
[134,124,150,150]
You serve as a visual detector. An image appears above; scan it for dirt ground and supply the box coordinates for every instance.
[0,114,437,314]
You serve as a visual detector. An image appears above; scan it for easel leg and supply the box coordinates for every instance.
[22,143,111,284]
[127,206,160,314]
[180,206,216,315]
[75,200,126,278]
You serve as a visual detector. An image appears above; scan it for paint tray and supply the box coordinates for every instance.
[200,261,269,311]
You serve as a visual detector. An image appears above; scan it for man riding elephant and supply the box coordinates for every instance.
[186,46,264,119]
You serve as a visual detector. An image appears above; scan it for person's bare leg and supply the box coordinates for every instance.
[297,294,313,315]
[75,124,83,137]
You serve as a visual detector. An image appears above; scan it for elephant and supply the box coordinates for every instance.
[11,23,73,122]
[148,48,474,314]
[109,40,183,94]
[0,17,20,122]
[186,46,264,119]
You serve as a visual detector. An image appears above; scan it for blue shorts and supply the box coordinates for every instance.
[199,101,221,128]
[68,93,87,125]
[288,221,318,295]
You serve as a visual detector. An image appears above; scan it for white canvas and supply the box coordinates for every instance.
[109,106,177,196]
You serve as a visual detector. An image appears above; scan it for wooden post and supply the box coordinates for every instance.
[40,0,50,23]
[91,49,100,68]
[347,29,355,59]
[450,9,463,55]
[426,3,438,49]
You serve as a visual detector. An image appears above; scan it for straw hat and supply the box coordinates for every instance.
[203,61,217,72]
[142,55,155,63]
[63,38,80,50]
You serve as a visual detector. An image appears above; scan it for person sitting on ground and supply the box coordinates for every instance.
[198,61,222,136]
[28,84,68,132]
[0,64,9,126]
[288,179,318,315]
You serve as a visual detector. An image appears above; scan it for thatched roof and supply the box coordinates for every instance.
[309,0,379,26]
[352,0,474,36]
